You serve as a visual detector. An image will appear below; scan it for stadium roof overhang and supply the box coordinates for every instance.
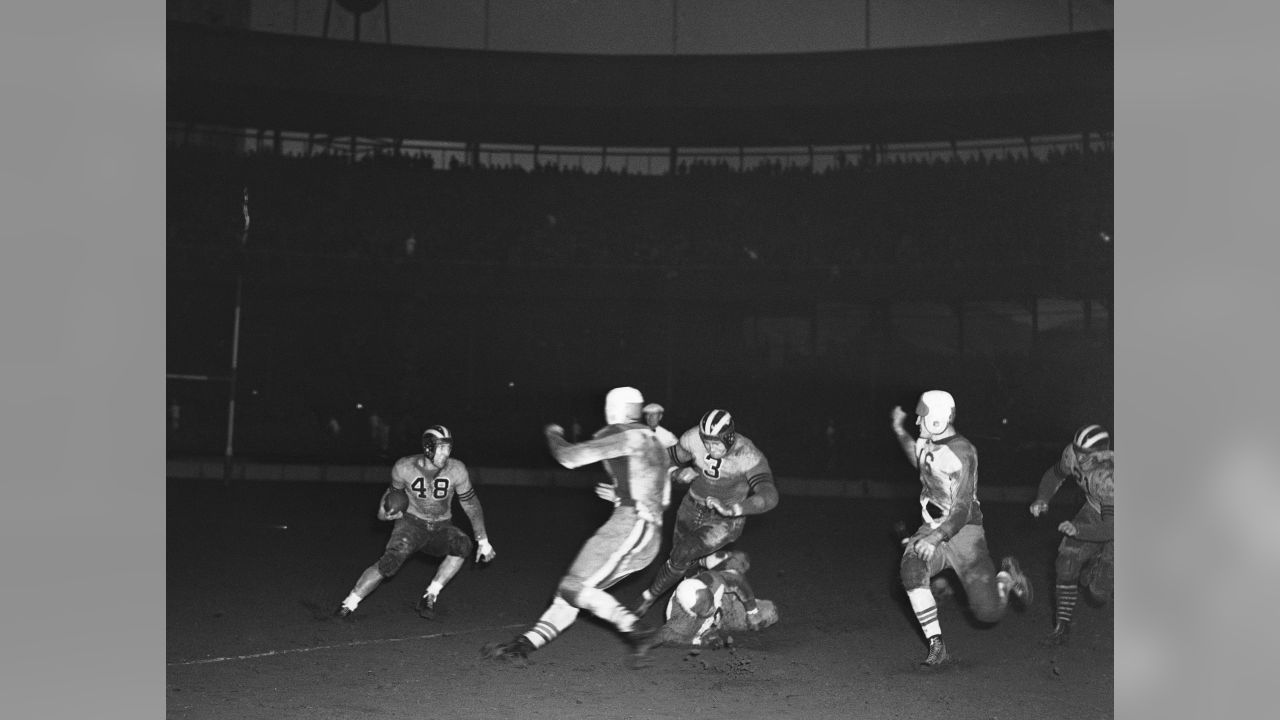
[167,22,1112,148]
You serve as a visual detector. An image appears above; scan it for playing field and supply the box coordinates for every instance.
[167,477,1112,720]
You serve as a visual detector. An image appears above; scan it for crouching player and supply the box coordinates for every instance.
[1029,424,1114,646]
[334,425,496,620]
[653,550,778,650]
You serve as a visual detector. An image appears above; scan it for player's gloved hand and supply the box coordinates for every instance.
[1058,521,1078,537]
[706,497,740,517]
[595,482,620,506]
[377,506,404,522]
[673,466,699,484]
[476,538,496,563]
[1029,500,1050,517]
[891,405,908,430]
[911,536,937,561]
[545,423,565,438]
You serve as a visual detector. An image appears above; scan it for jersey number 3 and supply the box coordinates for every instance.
[411,476,450,499]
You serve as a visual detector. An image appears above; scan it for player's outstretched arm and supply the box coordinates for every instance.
[890,406,918,467]
[544,423,634,468]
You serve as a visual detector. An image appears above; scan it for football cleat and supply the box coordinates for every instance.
[1000,556,1034,606]
[481,636,536,666]
[1040,622,1071,647]
[415,593,438,620]
[625,623,662,668]
[920,635,951,668]
[333,604,355,621]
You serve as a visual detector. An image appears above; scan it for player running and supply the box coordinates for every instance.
[1029,424,1114,646]
[482,387,678,667]
[891,390,1032,668]
[632,409,779,617]
[334,425,496,620]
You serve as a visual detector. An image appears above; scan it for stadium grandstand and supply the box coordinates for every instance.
[167,1,1113,482]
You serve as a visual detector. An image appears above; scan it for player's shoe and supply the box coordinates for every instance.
[415,593,438,620]
[481,636,536,666]
[1040,622,1071,646]
[1000,556,1034,606]
[624,622,661,668]
[920,635,951,668]
[333,604,355,621]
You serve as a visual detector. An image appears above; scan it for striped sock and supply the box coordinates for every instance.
[1054,583,1078,626]
[907,588,941,639]
[523,596,580,649]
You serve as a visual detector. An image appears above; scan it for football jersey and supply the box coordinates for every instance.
[390,454,475,524]
[1052,445,1115,540]
[548,422,677,522]
[676,429,774,507]
[913,433,984,538]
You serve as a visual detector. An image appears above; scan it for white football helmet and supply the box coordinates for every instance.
[604,386,644,425]
[915,390,956,436]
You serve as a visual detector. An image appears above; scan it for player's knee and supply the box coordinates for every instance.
[1086,562,1113,602]
[1055,551,1083,584]
[899,557,930,589]
[446,533,473,558]
[377,550,410,577]
[557,577,585,605]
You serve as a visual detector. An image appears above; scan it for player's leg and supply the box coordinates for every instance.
[950,525,1031,624]
[482,594,579,665]
[1082,540,1113,603]
[1043,538,1105,645]
[563,511,665,664]
[636,505,743,615]
[900,529,950,667]
[336,517,426,617]
[414,525,474,620]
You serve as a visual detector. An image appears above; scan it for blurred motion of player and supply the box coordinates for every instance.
[334,425,496,620]
[891,391,1032,668]
[1029,424,1114,646]
[482,388,678,667]
[632,409,779,617]
[653,549,778,649]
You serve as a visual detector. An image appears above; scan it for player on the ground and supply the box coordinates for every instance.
[632,409,779,617]
[651,549,778,649]
[334,425,496,620]
[482,388,677,667]
[891,390,1032,668]
[1029,423,1114,646]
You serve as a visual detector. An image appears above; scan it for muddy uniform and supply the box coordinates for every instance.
[1038,445,1115,600]
[379,454,487,576]
[899,433,1007,623]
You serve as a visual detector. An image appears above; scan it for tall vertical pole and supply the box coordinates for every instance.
[672,0,679,55]
[865,0,871,49]
[484,0,490,49]
[223,187,250,485]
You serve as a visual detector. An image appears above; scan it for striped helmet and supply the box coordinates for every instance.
[422,425,454,454]
[698,409,736,450]
[1072,424,1110,454]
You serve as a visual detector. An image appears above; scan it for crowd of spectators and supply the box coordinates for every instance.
[167,142,1112,271]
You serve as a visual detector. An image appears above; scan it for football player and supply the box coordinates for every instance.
[334,425,496,620]
[1029,424,1114,645]
[632,409,779,617]
[482,388,678,667]
[891,390,1032,668]
[653,550,778,649]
